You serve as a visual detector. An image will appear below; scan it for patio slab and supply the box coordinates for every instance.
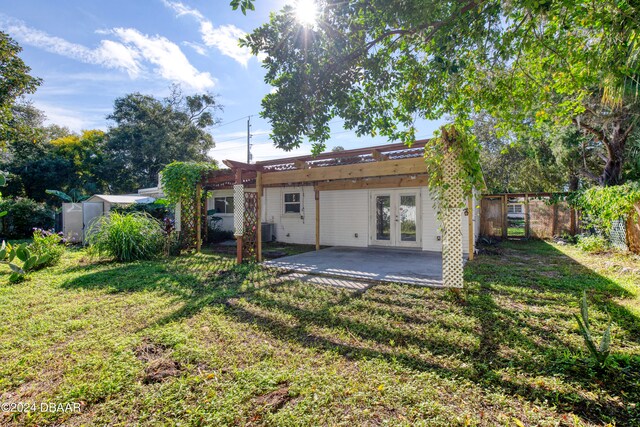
[263,247,445,287]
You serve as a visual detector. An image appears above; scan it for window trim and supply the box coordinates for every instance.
[283,192,301,214]
[213,196,234,215]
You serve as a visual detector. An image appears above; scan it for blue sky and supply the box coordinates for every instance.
[1,0,444,162]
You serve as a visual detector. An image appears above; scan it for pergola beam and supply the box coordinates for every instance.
[371,149,388,161]
[316,175,427,191]
[223,159,263,171]
[261,157,427,186]
[255,139,429,166]
[294,159,310,169]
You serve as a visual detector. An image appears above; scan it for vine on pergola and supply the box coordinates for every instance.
[424,123,485,211]
[161,161,218,248]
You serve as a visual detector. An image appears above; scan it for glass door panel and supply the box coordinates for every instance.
[375,195,391,241]
[399,195,417,242]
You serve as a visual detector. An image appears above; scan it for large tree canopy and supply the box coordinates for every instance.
[104,86,221,193]
[243,0,639,185]
[0,32,41,140]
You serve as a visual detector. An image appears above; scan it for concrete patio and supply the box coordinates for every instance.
[263,247,444,287]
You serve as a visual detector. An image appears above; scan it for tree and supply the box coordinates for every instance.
[50,129,109,195]
[241,0,639,185]
[104,86,221,193]
[474,113,603,193]
[0,32,41,139]
[0,102,76,202]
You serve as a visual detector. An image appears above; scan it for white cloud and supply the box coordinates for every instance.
[33,102,106,132]
[111,28,215,91]
[183,41,208,56]
[1,15,142,77]
[163,1,254,66]
[0,14,215,90]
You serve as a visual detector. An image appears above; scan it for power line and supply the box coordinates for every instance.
[211,114,258,130]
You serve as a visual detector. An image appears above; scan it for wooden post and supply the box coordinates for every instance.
[524,194,530,238]
[467,196,474,260]
[502,194,508,239]
[196,183,202,252]
[315,188,320,251]
[552,202,558,237]
[570,206,576,236]
[235,168,243,264]
[256,171,263,262]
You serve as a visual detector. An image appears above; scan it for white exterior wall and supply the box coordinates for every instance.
[262,186,317,245]
[319,190,369,247]
[210,184,476,255]
[207,189,235,231]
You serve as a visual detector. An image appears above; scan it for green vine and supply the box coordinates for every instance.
[423,122,485,209]
[160,162,218,205]
[570,182,640,233]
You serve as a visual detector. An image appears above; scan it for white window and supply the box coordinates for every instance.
[284,192,301,213]
[508,204,523,214]
[214,196,234,214]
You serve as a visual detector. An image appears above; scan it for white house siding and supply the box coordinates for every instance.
[207,189,257,232]
[319,190,369,247]
[210,185,477,255]
[263,186,317,245]
[420,187,476,255]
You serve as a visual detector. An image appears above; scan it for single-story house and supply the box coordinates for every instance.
[202,140,480,257]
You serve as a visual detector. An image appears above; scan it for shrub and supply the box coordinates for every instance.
[86,212,164,262]
[577,235,610,254]
[0,198,55,239]
[111,201,172,222]
[29,229,66,268]
[207,216,234,244]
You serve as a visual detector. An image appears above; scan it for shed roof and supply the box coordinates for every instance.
[86,194,156,204]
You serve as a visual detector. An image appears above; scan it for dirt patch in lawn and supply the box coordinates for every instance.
[135,339,182,384]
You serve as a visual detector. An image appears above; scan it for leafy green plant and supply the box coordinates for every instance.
[111,201,172,222]
[86,212,164,262]
[160,162,218,206]
[0,197,55,238]
[45,188,90,203]
[576,235,610,254]
[0,241,52,282]
[569,182,640,234]
[29,229,66,268]
[574,291,612,368]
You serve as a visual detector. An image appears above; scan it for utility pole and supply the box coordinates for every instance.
[247,116,252,164]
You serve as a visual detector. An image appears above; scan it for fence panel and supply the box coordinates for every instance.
[479,196,504,238]
[528,199,554,239]
[627,203,640,254]
[480,193,578,240]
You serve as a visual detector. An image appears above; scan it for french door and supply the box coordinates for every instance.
[370,190,420,247]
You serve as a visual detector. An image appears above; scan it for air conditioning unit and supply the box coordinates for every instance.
[261,223,275,242]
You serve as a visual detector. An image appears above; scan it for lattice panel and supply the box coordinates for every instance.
[233,184,245,236]
[180,197,197,249]
[441,150,464,288]
[242,192,258,261]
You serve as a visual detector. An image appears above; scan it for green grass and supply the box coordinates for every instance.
[1,241,639,426]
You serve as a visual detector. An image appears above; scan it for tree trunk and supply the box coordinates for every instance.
[569,175,579,191]
[600,136,626,187]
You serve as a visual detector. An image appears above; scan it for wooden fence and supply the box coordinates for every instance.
[479,193,578,240]
[627,202,640,253]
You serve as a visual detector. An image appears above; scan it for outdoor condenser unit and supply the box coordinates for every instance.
[261,223,275,242]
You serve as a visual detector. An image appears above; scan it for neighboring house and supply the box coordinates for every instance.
[507,202,525,220]
[204,141,481,256]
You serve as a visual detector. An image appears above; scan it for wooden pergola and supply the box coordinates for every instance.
[199,140,475,267]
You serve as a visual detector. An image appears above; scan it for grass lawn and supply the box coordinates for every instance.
[0,240,639,426]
